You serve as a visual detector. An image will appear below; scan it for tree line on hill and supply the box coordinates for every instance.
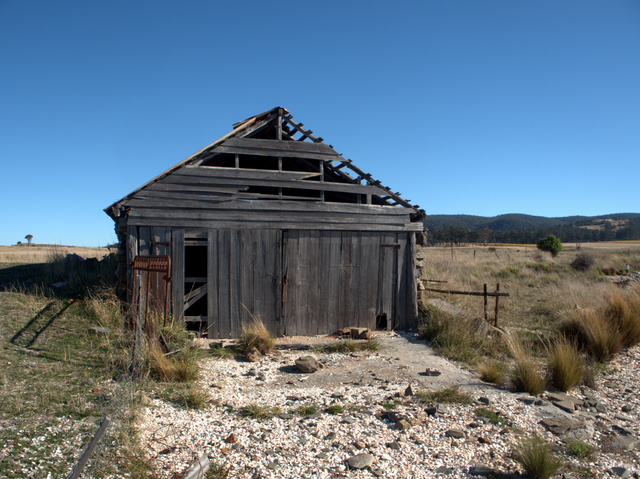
[424,213,640,245]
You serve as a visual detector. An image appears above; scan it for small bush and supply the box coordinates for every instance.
[537,235,563,257]
[513,435,563,479]
[571,253,595,272]
[415,385,473,405]
[566,439,596,460]
[238,317,274,355]
[547,336,584,392]
[327,404,343,415]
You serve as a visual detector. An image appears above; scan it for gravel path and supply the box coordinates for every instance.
[137,332,640,478]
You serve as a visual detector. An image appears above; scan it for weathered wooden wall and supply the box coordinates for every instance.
[158,228,419,338]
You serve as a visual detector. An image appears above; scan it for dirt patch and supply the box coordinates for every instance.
[205,331,481,393]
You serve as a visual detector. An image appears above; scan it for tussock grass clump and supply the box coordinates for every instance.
[604,286,640,348]
[476,360,507,386]
[547,335,584,392]
[148,341,200,382]
[507,335,546,396]
[239,403,281,419]
[513,435,563,479]
[560,307,622,362]
[415,385,473,405]
[238,317,274,355]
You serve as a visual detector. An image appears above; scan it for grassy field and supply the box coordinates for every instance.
[418,242,640,383]
[0,245,111,265]
[1,241,639,477]
[420,242,640,330]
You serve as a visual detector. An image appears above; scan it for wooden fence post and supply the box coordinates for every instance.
[66,417,111,479]
[494,283,500,327]
[483,284,488,322]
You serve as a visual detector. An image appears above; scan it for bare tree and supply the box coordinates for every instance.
[25,234,33,245]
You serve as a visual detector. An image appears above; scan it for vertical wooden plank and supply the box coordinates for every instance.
[327,231,341,332]
[274,230,283,337]
[317,231,331,335]
[217,230,231,338]
[172,229,185,323]
[138,227,151,256]
[283,230,299,336]
[338,231,352,330]
[396,233,408,329]
[305,231,320,335]
[239,230,253,326]
[359,232,376,329]
[278,230,287,337]
[293,230,309,336]
[208,230,219,339]
[229,230,241,337]
[407,232,419,329]
[349,232,363,328]
[126,226,138,303]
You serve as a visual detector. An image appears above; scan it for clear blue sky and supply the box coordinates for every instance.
[1,1,639,246]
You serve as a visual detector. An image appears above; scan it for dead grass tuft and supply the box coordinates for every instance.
[238,316,275,355]
[506,334,547,396]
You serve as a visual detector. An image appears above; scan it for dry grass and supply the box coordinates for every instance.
[560,306,623,362]
[604,286,640,348]
[547,335,584,392]
[506,334,547,396]
[238,316,275,355]
[476,360,507,386]
[0,244,111,264]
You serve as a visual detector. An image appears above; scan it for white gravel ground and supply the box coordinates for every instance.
[137,334,640,478]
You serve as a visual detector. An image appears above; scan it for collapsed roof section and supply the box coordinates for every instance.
[105,107,424,228]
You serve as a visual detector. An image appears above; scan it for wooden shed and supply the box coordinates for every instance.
[105,107,425,338]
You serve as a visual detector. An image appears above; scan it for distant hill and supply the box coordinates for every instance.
[424,213,640,244]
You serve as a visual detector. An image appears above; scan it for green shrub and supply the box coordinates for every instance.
[327,404,343,415]
[537,235,563,257]
[513,435,563,479]
[547,336,584,392]
[566,439,596,460]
